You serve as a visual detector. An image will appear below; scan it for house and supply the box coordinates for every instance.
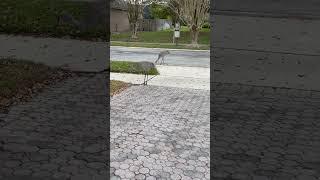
[110,0,130,33]
[110,1,172,33]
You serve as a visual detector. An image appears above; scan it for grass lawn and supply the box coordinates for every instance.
[0,0,106,40]
[111,27,210,50]
[111,61,159,75]
[0,58,71,112]
[110,80,129,96]
[111,41,210,50]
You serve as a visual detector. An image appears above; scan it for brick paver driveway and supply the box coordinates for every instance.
[110,85,210,179]
[212,83,320,180]
[0,73,107,180]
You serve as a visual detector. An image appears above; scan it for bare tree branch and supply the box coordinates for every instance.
[126,0,146,38]
[162,0,209,47]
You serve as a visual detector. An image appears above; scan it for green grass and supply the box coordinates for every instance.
[0,0,106,40]
[111,61,159,75]
[111,28,210,46]
[110,80,129,96]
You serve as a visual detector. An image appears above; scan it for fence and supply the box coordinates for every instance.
[138,19,172,31]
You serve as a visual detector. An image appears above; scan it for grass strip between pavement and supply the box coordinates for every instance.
[111,61,159,75]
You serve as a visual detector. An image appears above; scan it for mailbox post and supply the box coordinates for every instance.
[174,23,180,46]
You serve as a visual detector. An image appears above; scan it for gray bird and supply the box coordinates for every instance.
[155,50,170,65]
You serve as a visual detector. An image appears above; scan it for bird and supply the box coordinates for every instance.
[155,50,170,65]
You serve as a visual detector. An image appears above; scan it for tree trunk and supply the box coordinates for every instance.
[131,23,137,39]
[131,22,139,39]
[190,26,199,48]
[172,32,175,44]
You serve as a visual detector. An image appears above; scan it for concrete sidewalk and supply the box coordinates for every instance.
[111,65,210,90]
[212,15,320,55]
[214,48,320,91]
[0,34,108,72]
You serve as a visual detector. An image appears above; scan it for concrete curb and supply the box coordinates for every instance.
[110,46,210,52]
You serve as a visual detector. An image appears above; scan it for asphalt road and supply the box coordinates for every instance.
[110,46,210,68]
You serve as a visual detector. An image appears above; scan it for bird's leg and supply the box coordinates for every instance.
[163,57,166,65]
[155,55,160,64]
[146,74,148,85]
[145,74,147,85]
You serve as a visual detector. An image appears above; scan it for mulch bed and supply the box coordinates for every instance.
[0,58,76,113]
[110,80,130,97]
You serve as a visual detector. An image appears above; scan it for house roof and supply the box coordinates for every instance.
[111,0,128,11]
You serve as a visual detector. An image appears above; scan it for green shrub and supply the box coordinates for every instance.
[202,22,211,29]
[0,0,106,40]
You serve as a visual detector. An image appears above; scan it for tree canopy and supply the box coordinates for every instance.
[149,2,171,19]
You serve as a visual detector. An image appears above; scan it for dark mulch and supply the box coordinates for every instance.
[110,80,130,97]
[0,58,75,113]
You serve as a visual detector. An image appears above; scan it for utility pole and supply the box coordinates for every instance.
[174,22,180,46]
